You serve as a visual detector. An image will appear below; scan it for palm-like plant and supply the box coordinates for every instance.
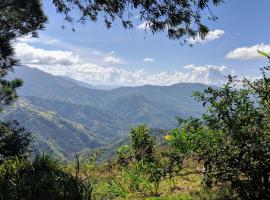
[0,154,93,200]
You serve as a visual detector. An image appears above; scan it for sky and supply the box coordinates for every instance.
[15,0,270,86]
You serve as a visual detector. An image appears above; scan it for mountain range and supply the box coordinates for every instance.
[2,66,208,160]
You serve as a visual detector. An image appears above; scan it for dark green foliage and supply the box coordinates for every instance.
[0,154,92,200]
[0,0,47,107]
[167,59,270,199]
[52,0,223,43]
[0,0,47,38]
[162,149,183,190]
[0,36,23,108]
[194,76,270,199]
[0,120,31,162]
[144,161,164,196]
[130,124,155,162]
[117,145,132,166]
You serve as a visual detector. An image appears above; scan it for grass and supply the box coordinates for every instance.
[66,157,231,200]
[72,159,214,199]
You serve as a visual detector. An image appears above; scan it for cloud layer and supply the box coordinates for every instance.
[187,29,225,45]
[26,63,230,86]
[15,41,232,86]
[226,43,270,60]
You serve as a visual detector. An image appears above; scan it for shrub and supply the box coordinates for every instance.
[130,124,155,163]
[0,154,93,200]
[168,67,270,199]
[117,145,132,166]
[0,120,32,162]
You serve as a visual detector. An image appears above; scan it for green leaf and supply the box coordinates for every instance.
[257,50,270,58]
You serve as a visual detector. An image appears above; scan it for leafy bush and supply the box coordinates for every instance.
[0,120,32,162]
[0,154,93,200]
[117,145,132,166]
[168,55,270,199]
[130,124,155,163]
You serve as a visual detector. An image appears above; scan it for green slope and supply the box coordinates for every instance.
[5,66,209,160]
[25,96,129,138]
[1,99,106,160]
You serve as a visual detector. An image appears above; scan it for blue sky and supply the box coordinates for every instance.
[15,0,270,86]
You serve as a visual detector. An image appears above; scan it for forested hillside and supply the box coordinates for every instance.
[2,66,207,159]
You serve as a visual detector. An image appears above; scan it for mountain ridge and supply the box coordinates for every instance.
[3,66,208,159]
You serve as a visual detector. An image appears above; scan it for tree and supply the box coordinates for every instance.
[130,124,155,162]
[169,76,270,198]
[197,76,270,199]
[52,0,223,43]
[0,0,47,107]
[166,51,270,199]
[0,1,47,163]
[0,120,32,162]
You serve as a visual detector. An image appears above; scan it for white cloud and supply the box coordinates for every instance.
[137,21,151,30]
[15,43,80,66]
[187,29,225,45]
[16,35,126,66]
[226,43,270,60]
[14,41,234,86]
[15,41,126,67]
[35,64,231,86]
[17,35,60,45]
[102,52,127,64]
[143,57,154,63]
[15,43,232,86]
[182,64,231,85]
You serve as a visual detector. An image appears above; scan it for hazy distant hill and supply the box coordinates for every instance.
[8,66,109,107]
[58,76,94,89]
[59,75,121,90]
[3,66,208,159]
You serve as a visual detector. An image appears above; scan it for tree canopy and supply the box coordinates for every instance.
[167,54,270,199]
[0,0,47,107]
[53,0,223,42]
[0,120,32,162]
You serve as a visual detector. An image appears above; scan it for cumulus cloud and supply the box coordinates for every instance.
[187,29,225,45]
[15,42,126,67]
[143,57,154,63]
[15,43,80,66]
[15,42,233,86]
[226,43,270,60]
[183,64,231,85]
